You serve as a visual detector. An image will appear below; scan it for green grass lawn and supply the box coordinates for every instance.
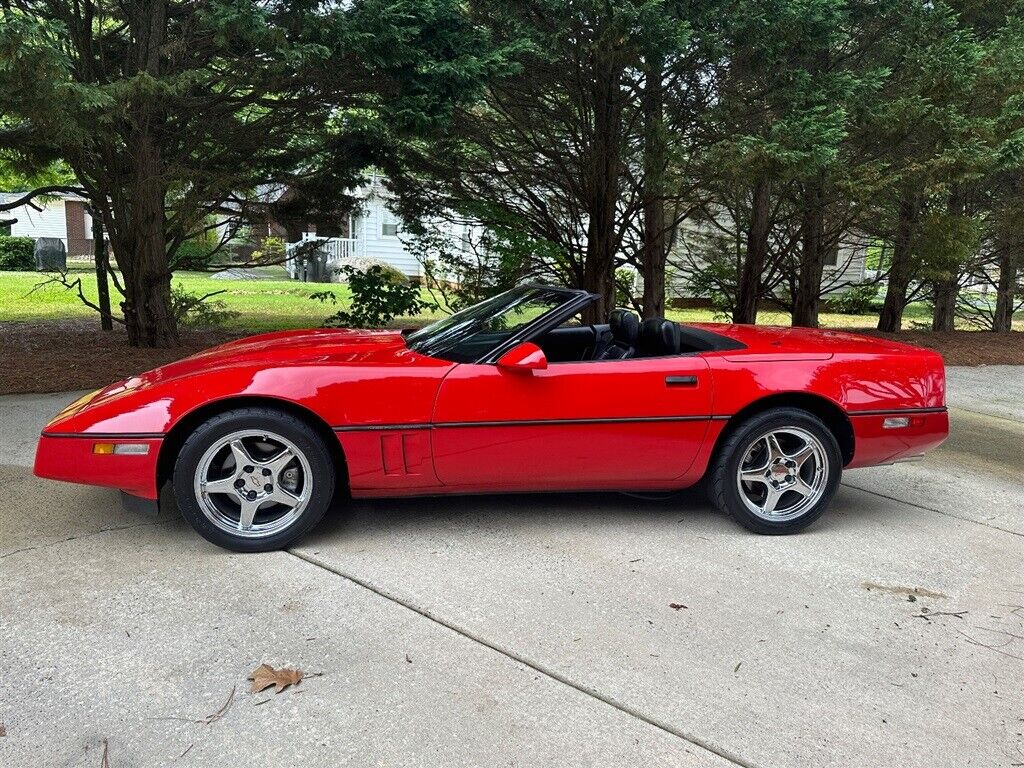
[0,266,441,332]
[0,264,1010,332]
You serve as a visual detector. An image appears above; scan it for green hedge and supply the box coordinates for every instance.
[0,236,35,271]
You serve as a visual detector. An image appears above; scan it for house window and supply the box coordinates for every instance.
[0,222,10,237]
[382,211,400,237]
[824,245,840,267]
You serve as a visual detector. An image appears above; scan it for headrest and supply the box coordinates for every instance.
[608,309,640,343]
[639,318,681,356]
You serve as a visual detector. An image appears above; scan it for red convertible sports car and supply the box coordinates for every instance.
[35,283,948,551]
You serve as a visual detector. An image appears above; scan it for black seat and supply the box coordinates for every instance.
[637,318,681,357]
[595,309,639,359]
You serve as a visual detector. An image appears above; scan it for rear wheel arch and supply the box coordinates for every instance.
[712,393,855,468]
[156,396,349,498]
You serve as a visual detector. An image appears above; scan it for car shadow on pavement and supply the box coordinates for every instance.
[306,483,902,546]
[2,462,927,558]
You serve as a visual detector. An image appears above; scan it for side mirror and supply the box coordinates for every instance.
[496,342,548,373]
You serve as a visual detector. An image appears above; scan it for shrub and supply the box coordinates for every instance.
[681,252,737,320]
[249,236,286,264]
[829,282,880,315]
[173,239,216,270]
[312,264,430,328]
[405,212,543,313]
[614,267,638,308]
[172,222,223,270]
[0,236,36,271]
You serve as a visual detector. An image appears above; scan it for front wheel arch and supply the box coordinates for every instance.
[156,396,349,502]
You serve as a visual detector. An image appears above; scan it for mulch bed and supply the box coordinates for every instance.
[1,320,1021,396]
[858,329,1024,367]
[0,320,249,395]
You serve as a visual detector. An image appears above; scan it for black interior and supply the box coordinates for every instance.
[534,309,745,363]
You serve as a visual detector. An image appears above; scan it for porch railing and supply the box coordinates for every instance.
[285,237,361,281]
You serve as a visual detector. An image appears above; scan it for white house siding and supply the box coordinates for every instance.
[290,196,424,281]
[667,214,868,299]
[3,197,69,246]
[823,239,868,293]
[355,197,421,277]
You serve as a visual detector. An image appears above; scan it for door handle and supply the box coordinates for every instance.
[665,375,698,387]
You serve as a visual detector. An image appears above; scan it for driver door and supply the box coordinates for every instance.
[430,355,713,491]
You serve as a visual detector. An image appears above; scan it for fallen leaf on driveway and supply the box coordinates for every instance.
[249,663,303,694]
[0,723,6,737]
[669,603,688,611]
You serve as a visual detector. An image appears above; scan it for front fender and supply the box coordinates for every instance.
[41,360,449,437]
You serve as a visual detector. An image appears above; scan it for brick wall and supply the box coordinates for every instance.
[64,200,93,256]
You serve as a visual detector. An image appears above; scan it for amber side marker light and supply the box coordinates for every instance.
[93,443,150,456]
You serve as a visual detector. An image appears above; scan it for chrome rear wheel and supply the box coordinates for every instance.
[736,427,828,522]
[707,407,842,535]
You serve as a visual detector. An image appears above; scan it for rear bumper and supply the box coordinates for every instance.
[34,433,162,500]
[847,409,948,468]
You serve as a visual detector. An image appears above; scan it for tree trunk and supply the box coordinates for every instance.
[932,186,963,332]
[110,0,178,348]
[91,206,113,331]
[931,278,958,332]
[111,132,179,348]
[734,177,771,324]
[793,177,825,328]
[993,247,1018,332]
[580,49,622,325]
[639,54,667,320]
[877,192,919,332]
[582,222,616,323]
[640,201,667,319]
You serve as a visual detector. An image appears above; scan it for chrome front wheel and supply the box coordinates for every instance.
[194,429,313,538]
[174,408,336,552]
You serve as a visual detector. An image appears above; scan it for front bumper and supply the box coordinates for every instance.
[34,433,163,500]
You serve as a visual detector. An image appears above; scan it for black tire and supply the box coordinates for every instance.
[173,407,336,552]
[707,407,842,535]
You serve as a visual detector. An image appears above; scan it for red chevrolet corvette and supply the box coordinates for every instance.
[35,284,948,551]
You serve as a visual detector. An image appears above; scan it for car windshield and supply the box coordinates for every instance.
[406,285,580,363]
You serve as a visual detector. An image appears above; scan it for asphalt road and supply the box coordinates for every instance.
[0,367,1021,767]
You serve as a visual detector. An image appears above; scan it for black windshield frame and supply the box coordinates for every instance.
[405,284,596,364]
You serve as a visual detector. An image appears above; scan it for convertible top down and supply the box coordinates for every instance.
[35,284,948,551]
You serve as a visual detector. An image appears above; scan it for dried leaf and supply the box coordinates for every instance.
[248,663,303,694]
[0,723,6,737]
[669,603,688,611]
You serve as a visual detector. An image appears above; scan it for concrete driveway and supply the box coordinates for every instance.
[1,368,1021,768]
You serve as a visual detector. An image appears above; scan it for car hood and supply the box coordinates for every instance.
[44,328,447,434]
[136,328,437,384]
